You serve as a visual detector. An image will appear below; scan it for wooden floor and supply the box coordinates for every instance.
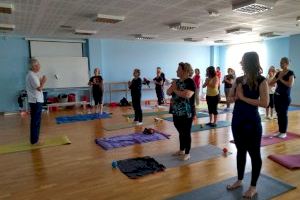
[0,103,300,200]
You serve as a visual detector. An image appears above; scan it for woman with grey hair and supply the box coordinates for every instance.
[26,58,47,145]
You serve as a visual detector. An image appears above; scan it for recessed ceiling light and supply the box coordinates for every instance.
[226,27,252,34]
[260,32,281,38]
[0,23,15,31]
[297,16,300,22]
[169,22,198,31]
[74,29,97,35]
[232,0,277,15]
[0,3,14,14]
[208,10,220,17]
[135,34,157,40]
[95,14,125,24]
[183,38,202,42]
[214,40,230,44]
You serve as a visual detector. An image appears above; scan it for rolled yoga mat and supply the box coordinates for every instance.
[268,154,300,169]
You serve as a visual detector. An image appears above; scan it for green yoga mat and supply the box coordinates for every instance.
[102,120,153,131]
[123,111,170,118]
[168,173,296,200]
[0,136,71,154]
[192,120,231,132]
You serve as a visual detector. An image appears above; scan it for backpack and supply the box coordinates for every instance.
[120,97,129,106]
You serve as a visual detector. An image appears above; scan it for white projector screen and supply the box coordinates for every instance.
[36,57,89,88]
[30,41,83,57]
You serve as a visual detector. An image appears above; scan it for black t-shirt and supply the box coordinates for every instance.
[89,76,103,93]
[161,72,166,83]
[275,70,295,96]
[129,77,142,97]
[224,74,234,89]
[153,76,163,89]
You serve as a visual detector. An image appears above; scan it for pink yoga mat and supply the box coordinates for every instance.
[230,132,300,147]
[268,154,300,169]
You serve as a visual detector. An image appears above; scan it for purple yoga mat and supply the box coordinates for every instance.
[268,154,300,169]
[230,132,300,147]
[95,131,170,150]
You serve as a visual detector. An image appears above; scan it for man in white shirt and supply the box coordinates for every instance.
[26,58,47,145]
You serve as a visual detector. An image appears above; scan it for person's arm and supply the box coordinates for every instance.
[236,80,269,108]
[173,88,194,98]
[202,78,209,88]
[269,72,279,85]
[278,73,294,87]
[167,81,176,96]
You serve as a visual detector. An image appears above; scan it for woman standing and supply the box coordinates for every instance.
[128,69,143,125]
[167,62,195,161]
[265,66,276,119]
[227,52,269,199]
[203,66,219,126]
[223,68,235,110]
[88,68,104,113]
[193,68,201,106]
[271,57,295,138]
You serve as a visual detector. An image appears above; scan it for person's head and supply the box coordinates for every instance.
[133,68,140,78]
[280,57,289,70]
[216,66,220,71]
[206,66,216,78]
[156,67,161,76]
[185,63,193,77]
[177,62,190,79]
[195,68,200,75]
[94,68,100,75]
[29,58,40,73]
[227,67,234,75]
[268,66,276,76]
[240,52,261,89]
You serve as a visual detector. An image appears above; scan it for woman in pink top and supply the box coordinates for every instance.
[193,68,201,106]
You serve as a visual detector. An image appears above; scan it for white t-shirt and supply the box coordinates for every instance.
[26,71,44,103]
[266,75,276,94]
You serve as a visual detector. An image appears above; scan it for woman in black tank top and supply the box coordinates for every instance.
[227,52,269,199]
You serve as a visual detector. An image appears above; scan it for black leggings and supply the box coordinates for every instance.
[206,95,219,115]
[274,95,291,133]
[132,95,142,122]
[173,116,193,154]
[155,87,164,105]
[232,113,262,186]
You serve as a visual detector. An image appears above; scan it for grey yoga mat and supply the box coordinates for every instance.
[191,120,231,132]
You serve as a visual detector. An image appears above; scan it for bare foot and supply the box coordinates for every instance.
[226,180,242,190]
[243,186,257,199]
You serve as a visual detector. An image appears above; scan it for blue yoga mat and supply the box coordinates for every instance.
[163,112,209,122]
[168,173,295,200]
[56,112,111,124]
[192,120,231,132]
[95,131,170,150]
[288,106,300,111]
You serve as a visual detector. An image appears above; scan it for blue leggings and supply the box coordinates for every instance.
[232,114,262,186]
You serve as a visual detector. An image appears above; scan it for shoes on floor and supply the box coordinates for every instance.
[172,150,185,156]
[181,154,191,161]
[277,133,287,139]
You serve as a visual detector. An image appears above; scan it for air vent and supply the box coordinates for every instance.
[226,27,252,34]
[60,25,73,29]
[232,0,276,15]
[183,38,202,42]
[169,22,198,31]
[96,14,125,24]
[0,3,14,14]
[0,23,15,31]
[208,10,220,17]
[297,16,300,22]
[260,32,281,38]
[135,34,157,40]
[74,29,97,35]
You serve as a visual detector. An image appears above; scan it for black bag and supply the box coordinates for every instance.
[120,97,129,106]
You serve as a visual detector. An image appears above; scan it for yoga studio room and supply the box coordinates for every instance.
[1,0,300,199]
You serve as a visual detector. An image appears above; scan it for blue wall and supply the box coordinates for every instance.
[0,37,29,112]
[264,37,289,67]
[88,39,211,102]
[289,34,300,104]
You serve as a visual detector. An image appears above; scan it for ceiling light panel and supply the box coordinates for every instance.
[232,0,277,15]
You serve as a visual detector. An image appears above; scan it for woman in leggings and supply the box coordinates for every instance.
[227,52,269,199]
[203,66,219,126]
[271,57,295,138]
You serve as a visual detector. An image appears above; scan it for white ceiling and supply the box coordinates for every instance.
[0,0,300,45]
